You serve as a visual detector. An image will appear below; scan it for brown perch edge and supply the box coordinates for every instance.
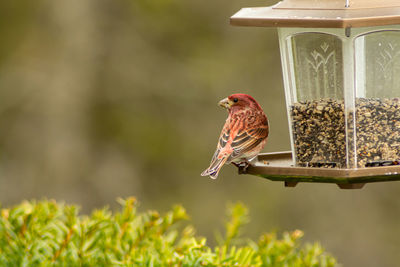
[237,151,400,189]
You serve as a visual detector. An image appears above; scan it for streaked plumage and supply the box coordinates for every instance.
[201,94,269,179]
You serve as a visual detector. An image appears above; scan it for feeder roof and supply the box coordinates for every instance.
[231,0,400,28]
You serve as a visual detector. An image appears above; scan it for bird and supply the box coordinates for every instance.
[201,93,269,179]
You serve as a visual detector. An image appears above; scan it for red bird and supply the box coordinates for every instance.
[201,94,269,179]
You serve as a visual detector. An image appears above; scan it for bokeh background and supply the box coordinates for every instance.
[1,0,400,266]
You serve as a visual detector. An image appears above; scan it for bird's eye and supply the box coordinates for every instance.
[233,98,238,103]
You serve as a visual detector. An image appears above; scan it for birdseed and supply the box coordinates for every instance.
[356,98,400,167]
[291,99,346,167]
[290,98,400,168]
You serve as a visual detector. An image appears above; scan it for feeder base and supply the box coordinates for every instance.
[239,151,400,189]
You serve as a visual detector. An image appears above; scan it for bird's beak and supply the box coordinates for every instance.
[218,98,233,109]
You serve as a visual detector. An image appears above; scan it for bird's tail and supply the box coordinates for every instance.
[201,156,228,179]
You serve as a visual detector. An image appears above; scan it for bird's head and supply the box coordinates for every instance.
[218,94,262,112]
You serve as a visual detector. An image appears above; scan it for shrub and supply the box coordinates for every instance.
[0,197,336,266]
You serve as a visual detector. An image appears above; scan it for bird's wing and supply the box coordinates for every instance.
[201,118,235,179]
[227,125,268,162]
[211,122,231,161]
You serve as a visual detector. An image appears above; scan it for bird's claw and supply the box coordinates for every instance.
[233,162,250,174]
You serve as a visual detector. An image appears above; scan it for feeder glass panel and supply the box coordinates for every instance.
[354,30,400,167]
[286,32,345,168]
[291,33,343,102]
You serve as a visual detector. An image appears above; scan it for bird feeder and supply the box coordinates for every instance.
[231,0,400,188]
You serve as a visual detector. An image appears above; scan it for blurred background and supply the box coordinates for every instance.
[1,0,400,266]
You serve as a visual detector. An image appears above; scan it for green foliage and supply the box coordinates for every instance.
[0,198,337,266]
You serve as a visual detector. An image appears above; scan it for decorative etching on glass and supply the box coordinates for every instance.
[364,31,400,98]
[291,33,343,102]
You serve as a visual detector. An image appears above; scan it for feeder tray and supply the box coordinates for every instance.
[238,151,400,189]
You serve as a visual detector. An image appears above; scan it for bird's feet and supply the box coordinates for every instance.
[232,161,250,174]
